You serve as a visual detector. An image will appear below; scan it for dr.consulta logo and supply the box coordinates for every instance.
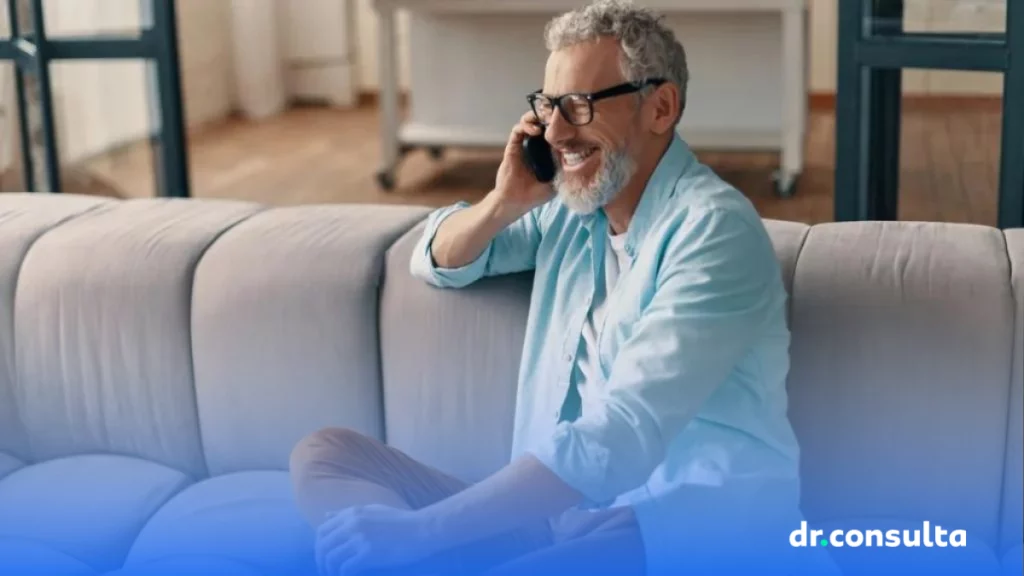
[790,521,967,548]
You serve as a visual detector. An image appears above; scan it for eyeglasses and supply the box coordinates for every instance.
[526,78,667,127]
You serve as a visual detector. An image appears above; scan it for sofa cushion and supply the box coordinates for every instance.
[787,222,1014,546]
[0,455,191,573]
[1001,544,1022,576]
[762,219,809,299]
[125,471,314,575]
[14,198,262,478]
[0,452,22,480]
[381,221,534,483]
[0,537,97,576]
[0,193,110,463]
[190,204,430,476]
[109,556,265,576]
[809,517,1002,576]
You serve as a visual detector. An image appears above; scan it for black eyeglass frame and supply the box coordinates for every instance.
[526,78,667,127]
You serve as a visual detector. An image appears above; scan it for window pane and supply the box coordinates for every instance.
[869,0,1006,36]
[898,69,1003,226]
[51,60,157,198]
[42,0,145,38]
[0,62,20,191]
[925,0,1005,35]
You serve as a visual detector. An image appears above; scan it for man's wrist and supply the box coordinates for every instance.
[482,189,527,229]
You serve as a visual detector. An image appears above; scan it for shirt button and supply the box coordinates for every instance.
[564,353,572,362]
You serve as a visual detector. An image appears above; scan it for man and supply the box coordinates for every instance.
[291,1,815,575]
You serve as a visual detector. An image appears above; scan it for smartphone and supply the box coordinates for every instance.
[522,127,557,183]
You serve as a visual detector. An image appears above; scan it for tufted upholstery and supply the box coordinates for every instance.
[0,194,1020,576]
[0,195,429,576]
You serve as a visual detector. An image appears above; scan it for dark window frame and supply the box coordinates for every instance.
[835,0,1023,229]
[0,0,190,197]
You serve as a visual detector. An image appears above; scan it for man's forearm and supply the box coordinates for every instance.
[417,455,582,551]
[430,192,519,269]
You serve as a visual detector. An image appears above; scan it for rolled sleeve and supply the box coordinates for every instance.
[409,201,546,288]
[528,207,782,505]
[410,202,489,288]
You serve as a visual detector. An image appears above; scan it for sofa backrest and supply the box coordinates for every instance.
[0,195,111,467]
[0,195,428,481]
[16,198,266,480]
[784,222,1016,548]
[381,222,535,482]
[188,203,428,476]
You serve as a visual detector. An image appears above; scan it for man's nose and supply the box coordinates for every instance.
[545,107,576,145]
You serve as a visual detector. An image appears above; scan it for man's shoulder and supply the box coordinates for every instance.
[659,164,769,247]
[644,166,785,297]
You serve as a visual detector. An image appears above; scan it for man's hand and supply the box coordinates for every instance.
[490,111,556,225]
[315,504,437,576]
[425,111,553,272]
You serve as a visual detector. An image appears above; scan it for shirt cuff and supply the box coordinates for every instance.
[526,422,618,510]
[409,202,492,288]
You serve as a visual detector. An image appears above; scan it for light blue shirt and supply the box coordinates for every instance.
[411,135,812,574]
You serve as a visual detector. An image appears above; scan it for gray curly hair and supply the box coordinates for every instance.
[544,0,689,116]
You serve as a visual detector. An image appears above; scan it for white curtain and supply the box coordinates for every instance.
[229,0,356,118]
[229,0,288,119]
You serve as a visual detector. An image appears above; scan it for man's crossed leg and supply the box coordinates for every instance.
[290,428,645,576]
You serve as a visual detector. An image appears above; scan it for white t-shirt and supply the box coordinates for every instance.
[561,231,630,421]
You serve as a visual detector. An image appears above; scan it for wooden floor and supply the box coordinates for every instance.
[2,101,1005,227]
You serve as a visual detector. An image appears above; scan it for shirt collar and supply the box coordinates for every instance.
[617,133,695,258]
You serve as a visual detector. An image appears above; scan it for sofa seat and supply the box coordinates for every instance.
[0,455,314,576]
[811,517,1003,576]
[123,471,315,576]
[0,455,191,574]
[0,537,98,576]
[1002,545,1022,576]
[110,556,269,576]
[0,452,22,480]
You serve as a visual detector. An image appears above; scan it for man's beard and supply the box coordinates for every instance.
[553,144,637,215]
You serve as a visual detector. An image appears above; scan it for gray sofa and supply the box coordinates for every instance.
[0,193,1020,576]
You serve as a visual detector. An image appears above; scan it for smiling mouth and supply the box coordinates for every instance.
[559,147,599,169]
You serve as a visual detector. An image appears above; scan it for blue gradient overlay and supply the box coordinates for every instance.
[0,453,1017,576]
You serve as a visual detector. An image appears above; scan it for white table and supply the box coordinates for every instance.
[373,0,808,196]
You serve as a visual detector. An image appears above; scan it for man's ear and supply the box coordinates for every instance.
[647,82,681,135]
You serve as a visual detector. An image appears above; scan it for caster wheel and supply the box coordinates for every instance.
[772,170,799,198]
[376,170,396,191]
[427,146,444,160]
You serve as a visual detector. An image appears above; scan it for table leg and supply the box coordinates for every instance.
[376,3,399,190]
[777,6,806,197]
